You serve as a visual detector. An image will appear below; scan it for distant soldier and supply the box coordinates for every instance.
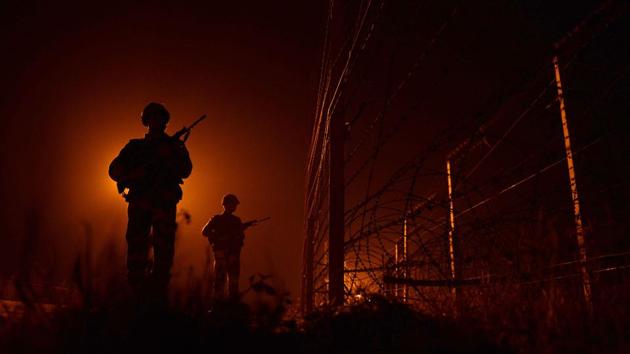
[202,194,253,300]
[108,102,192,302]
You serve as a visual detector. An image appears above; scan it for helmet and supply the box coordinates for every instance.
[222,193,240,206]
[141,102,170,127]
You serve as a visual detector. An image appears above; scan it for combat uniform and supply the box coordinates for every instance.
[109,131,192,296]
[202,214,245,299]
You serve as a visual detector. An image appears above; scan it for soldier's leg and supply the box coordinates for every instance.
[151,204,177,296]
[227,251,241,299]
[213,250,228,300]
[125,202,152,290]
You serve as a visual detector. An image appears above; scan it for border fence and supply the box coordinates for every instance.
[302,0,630,331]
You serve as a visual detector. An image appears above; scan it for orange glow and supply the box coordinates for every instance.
[0,3,321,300]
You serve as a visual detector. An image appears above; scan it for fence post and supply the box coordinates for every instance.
[552,55,593,316]
[446,159,459,317]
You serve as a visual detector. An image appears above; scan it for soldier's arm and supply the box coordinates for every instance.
[108,143,134,182]
[202,217,216,239]
[176,144,193,179]
[163,142,192,179]
[236,217,246,241]
[109,140,146,183]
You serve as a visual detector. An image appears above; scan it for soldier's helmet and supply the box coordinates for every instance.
[222,194,240,206]
[141,102,170,127]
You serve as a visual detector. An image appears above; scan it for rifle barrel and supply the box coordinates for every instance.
[188,114,207,130]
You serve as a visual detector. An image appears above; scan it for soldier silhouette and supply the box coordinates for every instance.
[202,194,253,301]
[109,102,192,304]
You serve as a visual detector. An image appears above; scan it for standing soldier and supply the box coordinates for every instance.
[109,102,192,304]
[202,194,251,301]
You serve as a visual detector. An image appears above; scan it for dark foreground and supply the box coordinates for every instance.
[2,275,628,354]
[1,293,508,354]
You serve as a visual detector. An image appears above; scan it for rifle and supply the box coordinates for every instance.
[203,217,271,244]
[242,217,271,230]
[172,114,207,142]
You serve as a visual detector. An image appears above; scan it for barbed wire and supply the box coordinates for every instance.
[304,0,630,313]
